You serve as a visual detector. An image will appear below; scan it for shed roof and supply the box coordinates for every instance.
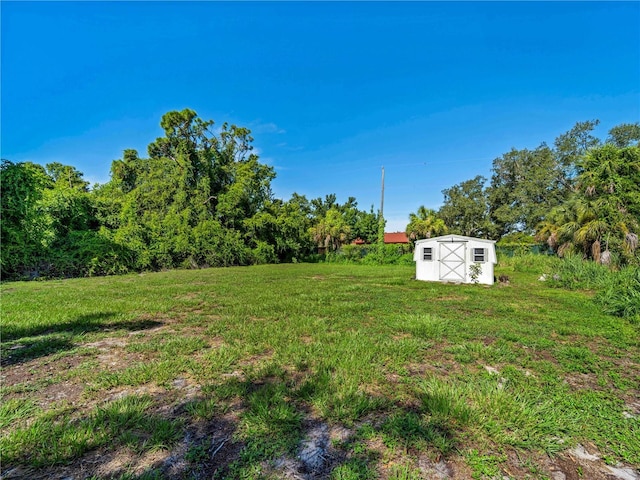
[414,234,496,245]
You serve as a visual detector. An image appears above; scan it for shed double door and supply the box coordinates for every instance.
[439,242,466,282]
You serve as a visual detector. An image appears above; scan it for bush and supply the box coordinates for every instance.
[361,244,412,265]
[498,251,558,273]
[252,241,278,265]
[547,254,611,290]
[321,244,413,265]
[595,266,640,322]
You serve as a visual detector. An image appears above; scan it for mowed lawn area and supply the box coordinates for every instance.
[1,262,639,480]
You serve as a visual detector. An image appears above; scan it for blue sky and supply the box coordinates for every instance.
[2,1,639,231]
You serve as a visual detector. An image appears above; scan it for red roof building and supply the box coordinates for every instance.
[384,232,409,244]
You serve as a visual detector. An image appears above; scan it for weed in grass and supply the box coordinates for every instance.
[233,381,303,469]
[1,408,106,467]
[387,463,424,480]
[330,455,377,480]
[185,442,210,463]
[500,252,557,274]
[390,314,452,341]
[202,377,246,402]
[466,449,506,479]
[555,345,599,374]
[480,340,520,364]
[94,358,191,389]
[1,394,182,468]
[381,411,456,455]
[606,371,634,391]
[547,255,611,290]
[94,394,182,452]
[225,461,263,480]
[0,398,39,429]
[184,397,220,420]
[381,412,428,452]
[446,343,482,364]
[420,377,474,428]
[124,334,209,360]
[557,389,640,465]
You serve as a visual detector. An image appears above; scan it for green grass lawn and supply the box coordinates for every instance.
[1,262,639,479]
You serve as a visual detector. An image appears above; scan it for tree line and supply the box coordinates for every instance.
[1,109,380,279]
[2,110,638,280]
[406,120,640,266]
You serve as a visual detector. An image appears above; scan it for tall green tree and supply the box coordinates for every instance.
[45,162,90,191]
[0,161,52,277]
[438,175,490,237]
[308,195,379,246]
[101,109,276,269]
[606,122,640,148]
[553,119,601,186]
[487,144,566,237]
[353,206,380,244]
[1,160,131,278]
[244,196,315,263]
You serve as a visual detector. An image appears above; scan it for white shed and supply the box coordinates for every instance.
[413,234,497,285]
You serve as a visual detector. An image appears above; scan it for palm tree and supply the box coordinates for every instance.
[536,144,639,264]
[310,208,351,252]
[405,206,448,244]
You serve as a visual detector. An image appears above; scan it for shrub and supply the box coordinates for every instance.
[547,254,610,290]
[498,251,557,274]
[360,244,413,265]
[252,241,277,265]
[595,266,640,322]
[323,244,413,265]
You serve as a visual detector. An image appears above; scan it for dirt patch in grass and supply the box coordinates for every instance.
[407,357,465,378]
[547,444,640,480]
[564,372,602,392]
[162,414,243,479]
[95,349,150,371]
[1,352,89,403]
[37,380,86,407]
[262,419,352,480]
[239,349,275,368]
[84,337,139,370]
[6,412,244,480]
[88,447,171,479]
[417,455,471,479]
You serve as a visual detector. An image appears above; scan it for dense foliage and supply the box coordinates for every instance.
[412,120,640,267]
[2,111,638,280]
[0,110,380,279]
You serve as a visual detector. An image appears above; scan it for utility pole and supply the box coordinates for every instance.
[380,166,385,220]
[378,166,385,248]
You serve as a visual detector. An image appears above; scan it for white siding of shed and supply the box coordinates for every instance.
[413,235,496,285]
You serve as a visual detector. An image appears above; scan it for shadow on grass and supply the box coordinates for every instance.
[2,366,466,479]
[3,312,163,341]
[1,313,163,366]
[1,391,185,473]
